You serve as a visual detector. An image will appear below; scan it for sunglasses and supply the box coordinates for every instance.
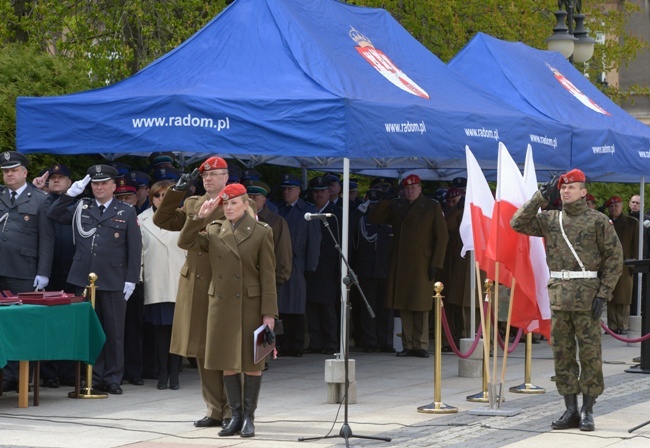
[153,193,166,198]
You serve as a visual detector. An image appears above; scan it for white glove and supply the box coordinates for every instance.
[33,275,49,291]
[67,174,91,198]
[123,282,136,301]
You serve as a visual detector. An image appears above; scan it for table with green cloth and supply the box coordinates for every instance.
[0,302,106,407]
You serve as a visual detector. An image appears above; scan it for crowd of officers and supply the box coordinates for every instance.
[1,150,645,434]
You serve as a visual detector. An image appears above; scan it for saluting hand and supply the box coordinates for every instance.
[32,171,49,190]
[197,198,217,219]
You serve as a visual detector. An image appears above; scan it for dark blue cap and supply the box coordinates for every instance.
[48,163,71,178]
[87,164,119,182]
[152,167,181,181]
[280,173,301,188]
[0,151,29,169]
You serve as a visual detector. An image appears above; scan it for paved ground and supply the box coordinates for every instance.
[1,333,650,448]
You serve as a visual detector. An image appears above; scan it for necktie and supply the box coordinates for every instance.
[99,205,105,215]
[10,191,16,205]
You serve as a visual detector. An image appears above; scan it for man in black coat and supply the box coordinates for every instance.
[0,151,55,392]
[305,176,342,355]
[48,164,142,395]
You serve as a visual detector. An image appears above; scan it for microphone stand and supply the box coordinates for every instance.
[299,217,391,447]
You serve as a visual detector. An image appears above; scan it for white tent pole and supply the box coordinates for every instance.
[637,176,645,316]
[339,158,350,358]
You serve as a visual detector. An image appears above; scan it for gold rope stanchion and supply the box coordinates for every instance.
[68,273,107,399]
[509,332,546,394]
[418,282,457,414]
[467,278,503,403]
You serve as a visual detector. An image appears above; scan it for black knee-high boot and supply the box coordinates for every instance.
[169,354,181,390]
[218,375,243,437]
[579,394,597,431]
[241,374,262,438]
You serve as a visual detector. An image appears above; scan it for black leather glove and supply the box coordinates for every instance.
[591,297,606,320]
[173,168,199,191]
[428,266,437,282]
[263,326,276,347]
[367,189,385,202]
[539,174,559,200]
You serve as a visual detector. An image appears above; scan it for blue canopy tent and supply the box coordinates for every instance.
[448,32,650,182]
[16,0,570,175]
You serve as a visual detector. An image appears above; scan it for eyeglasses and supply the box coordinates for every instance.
[201,171,228,179]
[153,193,166,198]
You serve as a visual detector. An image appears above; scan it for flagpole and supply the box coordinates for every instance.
[491,262,500,409]
[467,264,491,403]
[498,278,516,409]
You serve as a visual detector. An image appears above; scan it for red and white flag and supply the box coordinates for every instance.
[486,142,550,339]
[459,146,511,286]
[523,145,552,339]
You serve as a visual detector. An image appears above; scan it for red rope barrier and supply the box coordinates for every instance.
[601,322,650,343]
[440,303,485,359]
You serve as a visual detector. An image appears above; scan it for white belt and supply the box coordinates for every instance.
[550,270,598,280]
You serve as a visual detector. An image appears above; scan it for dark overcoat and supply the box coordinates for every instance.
[277,198,321,314]
[370,194,448,311]
[178,212,278,372]
[307,202,342,305]
[257,206,292,285]
[440,207,471,308]
[0,184,54,280]
[611,213,639,305]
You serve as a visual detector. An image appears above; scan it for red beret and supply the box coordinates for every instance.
[199,156,228,173]
[585,194,596,203]
[605,196,622,207]
[402,174,420,186]
[558,168,586,188]
[215,183,247,205]
[446,187,464,199]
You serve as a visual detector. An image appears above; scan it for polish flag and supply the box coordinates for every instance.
[522,146,551,339]
[460,146,512,286]
[486,142,549,339]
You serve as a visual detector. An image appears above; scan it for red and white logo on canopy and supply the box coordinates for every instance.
[546,63,610,116]
[349,27,429,100]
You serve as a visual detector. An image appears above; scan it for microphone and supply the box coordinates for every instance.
[304,212,333,221]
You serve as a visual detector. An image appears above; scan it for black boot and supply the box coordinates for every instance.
[551,394,580,430]
[241,374,262,438]
[218,375,243,437]
[579,394,597,431]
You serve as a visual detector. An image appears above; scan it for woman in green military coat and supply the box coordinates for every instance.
[178,183,277,438]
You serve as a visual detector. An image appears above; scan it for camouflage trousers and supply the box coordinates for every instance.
[551,310,604,396]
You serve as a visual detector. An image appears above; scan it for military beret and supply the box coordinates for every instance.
[446,187,464,199]
[199,156,228,173]
[48,163,71,178]
[309,176,329,190]
[0,151,29,169]
[127,170,151,187]
[585,193,597,203]
[87,164,119,182]
[558,168,586,188]
[606,196,622,207]
[280,173,301,188]
[245,180,270,196]
[115,177,138,196]
[452,177,468,189]
[152,167,181,181]
[215,183,247,205]
[402,174,420,186]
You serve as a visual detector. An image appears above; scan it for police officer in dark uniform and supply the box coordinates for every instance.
[48,164,142,395]
[0,151,55,391]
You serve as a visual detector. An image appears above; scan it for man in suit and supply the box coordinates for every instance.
[0,151,55,392]
[369,174,448,358]
[48,164,142,395]
[152,156,232,428]
[276,174,321,357]
[304,176,342,355]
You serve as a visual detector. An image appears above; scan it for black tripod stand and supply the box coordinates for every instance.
[299,217,391,447]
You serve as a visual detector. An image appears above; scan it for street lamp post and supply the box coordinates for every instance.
[546,0,596,63]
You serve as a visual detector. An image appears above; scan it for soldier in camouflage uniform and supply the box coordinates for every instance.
[511,168,623,432]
